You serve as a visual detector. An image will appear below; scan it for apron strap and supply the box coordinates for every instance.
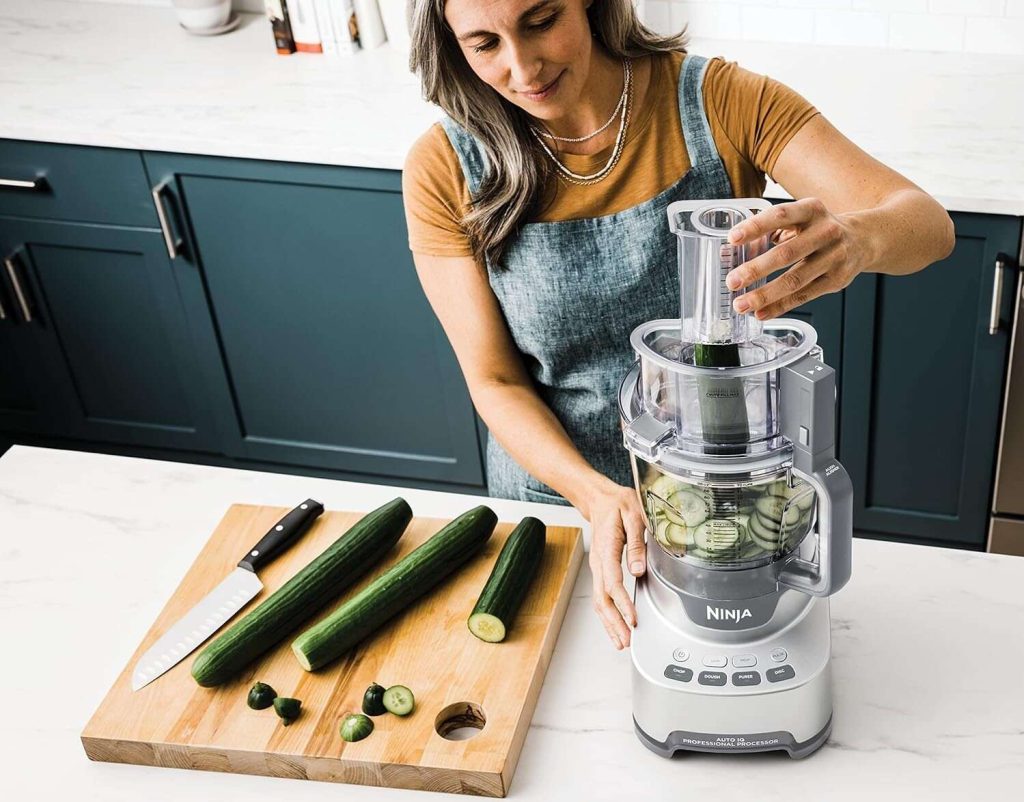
[677,54,730,180]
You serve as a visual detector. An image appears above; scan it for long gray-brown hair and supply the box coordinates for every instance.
[408,1,688,270]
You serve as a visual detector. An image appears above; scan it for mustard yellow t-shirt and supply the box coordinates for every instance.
[402,52,819,257]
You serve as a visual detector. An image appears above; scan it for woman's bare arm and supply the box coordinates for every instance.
[727,115,956,319]
[411,251,646,648]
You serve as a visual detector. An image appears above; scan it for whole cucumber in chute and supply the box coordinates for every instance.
[694,342,750,454]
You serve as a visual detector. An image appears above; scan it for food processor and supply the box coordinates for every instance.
[619,198,853,758]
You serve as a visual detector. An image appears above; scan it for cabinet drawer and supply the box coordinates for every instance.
[0,140,157,227]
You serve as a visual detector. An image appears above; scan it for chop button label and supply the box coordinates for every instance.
[664,665,693,683]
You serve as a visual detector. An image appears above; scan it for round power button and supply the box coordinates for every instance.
[672,648,690,662]
[770,647,788,662]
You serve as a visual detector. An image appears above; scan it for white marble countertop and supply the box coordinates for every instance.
[2,0,1023,216]
[1,444,1023,800]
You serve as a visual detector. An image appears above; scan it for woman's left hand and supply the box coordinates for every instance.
[725,197,866,320]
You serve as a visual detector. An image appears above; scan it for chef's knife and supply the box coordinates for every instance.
[131,498,325,691]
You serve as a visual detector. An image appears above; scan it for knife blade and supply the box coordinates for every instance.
[131,498,325,691]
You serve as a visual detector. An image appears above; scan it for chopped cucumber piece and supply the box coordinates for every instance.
[247,681,276,710]
[362,683,387,716]
[273,697,301,726]
[340,713,374,742]
[382,685,415,716]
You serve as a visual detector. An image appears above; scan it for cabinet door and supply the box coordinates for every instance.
[0,217,220,451]
[840,213,1022,547]
[0,257,63,435]
[144,154,484,486]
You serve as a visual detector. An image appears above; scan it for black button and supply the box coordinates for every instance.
[664,664,693,683]
[732,671,761,686]
[766,665,796,683]
[698,671,727,686]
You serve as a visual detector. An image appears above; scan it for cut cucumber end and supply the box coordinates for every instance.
[383,685,415,716]
[291,642,313,672]
[468,612,507,643]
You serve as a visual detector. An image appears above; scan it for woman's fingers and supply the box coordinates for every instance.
[624,510,647,577]
[737,252,831,317]
[727,197,825,247]
[603,546,637,632]
[590,559,629,649]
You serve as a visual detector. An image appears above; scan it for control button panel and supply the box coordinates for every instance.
[732,671,761,687]
[702,655,728,668]
[698,671,727,686]
[732,654,757,668]
[672,648,690,663]
[766,665,796,683]
[664,664,693,683]
[770,647,788,662]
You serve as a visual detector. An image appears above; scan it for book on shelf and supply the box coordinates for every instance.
[264,0,296,55]
[285,0,323,53]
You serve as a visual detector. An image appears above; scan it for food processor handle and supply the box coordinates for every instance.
[777,355,854,597]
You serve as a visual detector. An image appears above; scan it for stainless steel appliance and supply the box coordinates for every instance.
[618,199,853,757]
[990,244,1024,556]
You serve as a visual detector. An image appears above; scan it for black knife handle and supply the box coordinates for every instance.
[238,498,325,573]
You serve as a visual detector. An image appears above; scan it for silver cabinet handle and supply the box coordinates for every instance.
[151,178,183,259]
[0,176,46,191]
[3,256,32,323]
[0,294,7,322]
[990,253,1013,335]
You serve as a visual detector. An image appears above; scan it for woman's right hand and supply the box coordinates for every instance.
[584,480,648,650]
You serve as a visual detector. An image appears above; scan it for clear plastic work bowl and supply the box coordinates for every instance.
[633,457,818,567]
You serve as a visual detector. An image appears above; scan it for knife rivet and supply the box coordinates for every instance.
[301,504,308,509]
[251,549,260,557]
[275,525,284,531]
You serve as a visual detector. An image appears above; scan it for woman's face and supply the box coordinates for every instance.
[444,0,594,122]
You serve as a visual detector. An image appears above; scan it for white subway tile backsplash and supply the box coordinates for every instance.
[853,0,926,11]
[1006,0,1024,17]
[672,2,743,40]
[965,15,1024,55]
[889,11,965,51]
[927,0,1005,15]
[62,0,1024,56]
[780,0,851,8]
[814,9,888,46]
[740,4,815,42]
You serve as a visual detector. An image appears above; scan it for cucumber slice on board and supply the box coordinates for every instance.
[382,685,415,716]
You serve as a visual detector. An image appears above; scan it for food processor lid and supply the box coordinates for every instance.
[630,318,819,378]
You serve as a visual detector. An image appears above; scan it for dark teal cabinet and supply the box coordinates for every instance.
[0,216,220,451]
[840,213,1022,547]
[142,153,484,486]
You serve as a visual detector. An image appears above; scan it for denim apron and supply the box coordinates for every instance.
[440,54,733,505]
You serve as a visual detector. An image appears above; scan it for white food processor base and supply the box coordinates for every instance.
[631,575,834,759]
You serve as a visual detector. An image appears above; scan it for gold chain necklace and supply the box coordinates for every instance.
[529,58,633,186]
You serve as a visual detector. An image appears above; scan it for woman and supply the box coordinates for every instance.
[402,0,954,651]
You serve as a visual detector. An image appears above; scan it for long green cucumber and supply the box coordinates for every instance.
[694,342,750,454]
[190,498,412,687]
[291,505,498,671]
[468,517,546,643]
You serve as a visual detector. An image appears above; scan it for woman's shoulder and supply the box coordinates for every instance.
[402,122,474,256]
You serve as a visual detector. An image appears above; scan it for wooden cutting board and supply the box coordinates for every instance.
[81,502,583,797]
